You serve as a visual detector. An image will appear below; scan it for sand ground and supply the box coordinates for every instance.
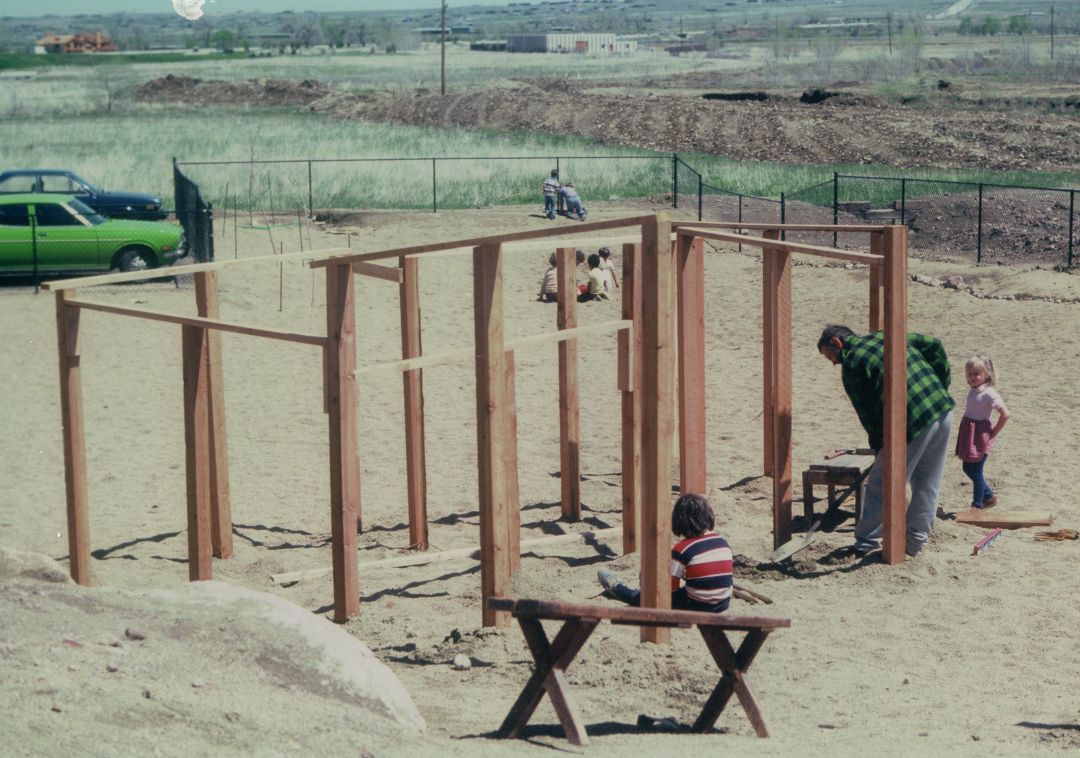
[1,202,1078,756]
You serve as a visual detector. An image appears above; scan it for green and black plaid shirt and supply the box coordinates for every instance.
[840,331,955,451]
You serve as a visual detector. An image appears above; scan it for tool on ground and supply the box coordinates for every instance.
[733,584,774,605]
[1034,528,1078,542]
[770,517,822,562]
[972,528,1003,556]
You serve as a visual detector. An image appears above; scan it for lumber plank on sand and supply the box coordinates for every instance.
[955,511,1053,529]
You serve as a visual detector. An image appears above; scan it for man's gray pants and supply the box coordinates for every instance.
[854,413,953,556]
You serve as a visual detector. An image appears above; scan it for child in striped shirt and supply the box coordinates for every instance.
[598,493,733,612]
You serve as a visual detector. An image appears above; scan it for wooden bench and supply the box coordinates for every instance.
[487,596,791,745]
[802,449,875,521]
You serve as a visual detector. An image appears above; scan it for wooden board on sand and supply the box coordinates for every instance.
[955,510,1053,529]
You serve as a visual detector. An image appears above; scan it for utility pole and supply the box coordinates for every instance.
[887,13,893,55]
[1050,5,1055,62]
[441,0,447,95]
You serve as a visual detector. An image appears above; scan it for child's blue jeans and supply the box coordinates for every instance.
[962,455,994,506]
[544,195,556,219]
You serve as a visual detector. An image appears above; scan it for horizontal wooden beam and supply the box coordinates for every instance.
[70,299,327,346]
[486,596,792,632]
[270,527,621,585]
[401,233,654,261]
[678,228,882,264]
[42,248,353,291]
[672,221,884,233]
[352,261,403,283]
[509,319,631,352]
[310,215,658,268]
[355,320,632,378]
[356,346,473,377]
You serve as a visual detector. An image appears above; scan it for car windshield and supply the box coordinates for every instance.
[68,198,105,225]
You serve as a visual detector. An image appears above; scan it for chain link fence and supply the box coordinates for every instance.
[173,155,1080,270]
[175,154,674,221]
[783,174,1079,268]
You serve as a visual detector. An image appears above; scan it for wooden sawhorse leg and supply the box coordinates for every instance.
[499,617,599,746]
[693,627,773,737]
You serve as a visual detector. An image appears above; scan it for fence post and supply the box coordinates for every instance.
[671,154,679,209]
[697,173,703,222]
[780,192,786,241]
[900,178,906,226]
[555,157,563,215]
[1069,190,1075,269]
[977,183,984,264]
[308,160,314,216]
[832,172,839,248]
[432,158,437,213]
[30,212,40,294]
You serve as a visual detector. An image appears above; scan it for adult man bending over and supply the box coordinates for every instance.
[818,325,955,558]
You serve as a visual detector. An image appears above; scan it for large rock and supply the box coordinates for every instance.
[1,549,426,754]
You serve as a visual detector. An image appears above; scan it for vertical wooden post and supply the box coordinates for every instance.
[399,255,428,550]
[556,246,581,521]
[194,271,233,559]
[882,226,908,565]
[325,263,361,622]
[764,231,793,549]
[761,231,777,476]
[619,243,643,553]
[677,233,707,494]
[639,213,675,644]
[473,243,511,628]
[181,324,213,581]
[55,291,90,585]
[505,350,521,573]
[869,231,884,332]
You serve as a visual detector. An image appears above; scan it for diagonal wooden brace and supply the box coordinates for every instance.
[694,627,771,736]
[499,617,599,746]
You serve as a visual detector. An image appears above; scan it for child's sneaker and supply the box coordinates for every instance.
[597,569,620,595]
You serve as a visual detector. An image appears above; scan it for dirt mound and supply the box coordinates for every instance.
[135,74,330,107]
[136,75,1080,172]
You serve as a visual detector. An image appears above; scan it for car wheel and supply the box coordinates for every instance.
[118,248,154,273]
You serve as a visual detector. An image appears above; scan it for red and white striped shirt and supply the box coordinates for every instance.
[670,532,733,607]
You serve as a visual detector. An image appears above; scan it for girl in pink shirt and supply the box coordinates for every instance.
[955,355,1010,508]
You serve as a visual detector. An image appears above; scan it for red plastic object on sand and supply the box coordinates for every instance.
[972,528,1003,556]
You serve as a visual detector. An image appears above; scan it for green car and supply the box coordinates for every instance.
[0,193,185,276]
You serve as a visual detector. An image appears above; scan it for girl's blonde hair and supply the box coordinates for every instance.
[965,354,997,386]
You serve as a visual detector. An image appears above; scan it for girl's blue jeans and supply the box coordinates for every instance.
[962,455,994,506]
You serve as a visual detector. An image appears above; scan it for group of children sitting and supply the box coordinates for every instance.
[537,246,620,304]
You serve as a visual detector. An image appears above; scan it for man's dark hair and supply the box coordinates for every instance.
[672,493,715,538]
[551,169,559,178]
[817,324,855,352]
[598,247,611,257]
[587,253,601,269]
[575,249,586,264]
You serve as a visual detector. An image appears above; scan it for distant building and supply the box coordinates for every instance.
[506,33,636,54]
[470,40,508,52]
[413,26,473,36]
[34,33,118,54]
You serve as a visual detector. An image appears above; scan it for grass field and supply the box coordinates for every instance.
[3,103,1079,213]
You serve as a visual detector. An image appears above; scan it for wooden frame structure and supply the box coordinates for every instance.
[669,221,910,564]
[46,215,676,634]
[47,214,912,639]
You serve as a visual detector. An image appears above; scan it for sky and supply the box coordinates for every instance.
[3,0,527,17]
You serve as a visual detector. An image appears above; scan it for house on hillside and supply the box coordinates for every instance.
[505,33,636,54]
[35,33,118,54]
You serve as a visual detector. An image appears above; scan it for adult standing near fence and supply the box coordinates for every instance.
[817,324,954,559]
[542,169,560,220]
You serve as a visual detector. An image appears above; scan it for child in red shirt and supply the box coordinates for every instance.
[598,493,733,612]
